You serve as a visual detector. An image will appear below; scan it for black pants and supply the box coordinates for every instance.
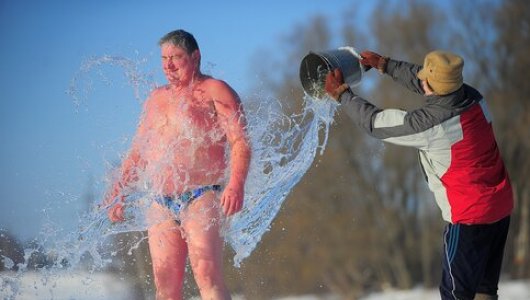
[439,216,510,300]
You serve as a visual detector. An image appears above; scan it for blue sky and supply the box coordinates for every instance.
[0,0,360,241]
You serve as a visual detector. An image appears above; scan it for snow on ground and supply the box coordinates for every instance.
[272,295,340,300]
[254,281,530,300]
[0,271,136,300]
[1,271,529,299]
[359,280,530,300]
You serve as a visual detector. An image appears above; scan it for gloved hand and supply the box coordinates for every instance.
[325,69,350,101]
[360,51,388,73]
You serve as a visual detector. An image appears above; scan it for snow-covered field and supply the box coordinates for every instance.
[1,271,529,299]
[359,280,530,300]
[0,271,136,300]
[275,281,530,300]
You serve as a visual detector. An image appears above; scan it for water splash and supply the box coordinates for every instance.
[227,94,337,266]
[0,55,338,298]
[66,54,155,110]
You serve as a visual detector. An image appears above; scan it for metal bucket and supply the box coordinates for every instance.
[299,47,363,98]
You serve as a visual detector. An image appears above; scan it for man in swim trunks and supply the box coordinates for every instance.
[104,29,251,300]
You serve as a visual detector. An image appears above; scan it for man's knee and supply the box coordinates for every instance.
[192,258,223,287]
[474,293,498,300]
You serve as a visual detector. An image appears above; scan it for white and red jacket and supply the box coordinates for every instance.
[339,59,513,224]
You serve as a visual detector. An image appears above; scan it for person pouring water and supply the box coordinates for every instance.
[324,50,513,300]
[104,29,251,300]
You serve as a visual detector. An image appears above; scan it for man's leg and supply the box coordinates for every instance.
[474,216,510,300]
[440,217,511,300]
[182,191,230,300]
[474,293,498,300]
[148,219,188,300]
[440,223,488,300]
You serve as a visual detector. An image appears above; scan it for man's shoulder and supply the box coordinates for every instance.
[144,85,171,104]
[201,76,231,91]
[151,85,170,96]
[200,77,239,102]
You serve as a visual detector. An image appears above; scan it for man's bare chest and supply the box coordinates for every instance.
[147,96,219,133]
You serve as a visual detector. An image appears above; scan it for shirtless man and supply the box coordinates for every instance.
[104,29,251,300]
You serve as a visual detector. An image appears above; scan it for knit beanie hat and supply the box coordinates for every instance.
[417,50,464,95]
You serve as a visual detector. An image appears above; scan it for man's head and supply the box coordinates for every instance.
[159,30,199,56]
[417,50,464,96]
[159,29,201,86]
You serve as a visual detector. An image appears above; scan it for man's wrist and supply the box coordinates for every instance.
[378,57,389,74]
[228,175,246,188]
[337,86,354,103]
[336,83,350,101]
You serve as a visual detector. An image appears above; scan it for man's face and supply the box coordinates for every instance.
[421,79,435,96]
[161,43,198,86]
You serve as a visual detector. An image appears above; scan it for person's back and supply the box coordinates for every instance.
[436,86,512,224]
[331,50,513,225]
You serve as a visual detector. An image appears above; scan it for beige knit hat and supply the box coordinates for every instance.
[417,50,464,95]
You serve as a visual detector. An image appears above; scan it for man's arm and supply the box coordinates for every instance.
[326,70,437,150]
[385,59,425,95]
[211,80,251,216]
[339,89,454,150]
[104,148,142,205]
[104,145,144,222]
[104,97,151,221]
[360,51,424,95]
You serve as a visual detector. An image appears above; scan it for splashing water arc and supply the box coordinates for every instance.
[70,56,339,266]
[228,94,336,265]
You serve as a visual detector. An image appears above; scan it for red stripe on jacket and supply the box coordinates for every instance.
[441,103,513,224]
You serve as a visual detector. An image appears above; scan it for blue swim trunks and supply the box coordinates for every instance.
[155,185,222,214]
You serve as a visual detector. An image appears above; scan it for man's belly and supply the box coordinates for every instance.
[141,143,227,195]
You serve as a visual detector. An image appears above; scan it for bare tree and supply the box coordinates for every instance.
[490,0,530,278]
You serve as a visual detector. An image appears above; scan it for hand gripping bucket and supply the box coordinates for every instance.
[299,47,363,99]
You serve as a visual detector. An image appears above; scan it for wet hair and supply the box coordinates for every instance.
[158,29,199,55]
